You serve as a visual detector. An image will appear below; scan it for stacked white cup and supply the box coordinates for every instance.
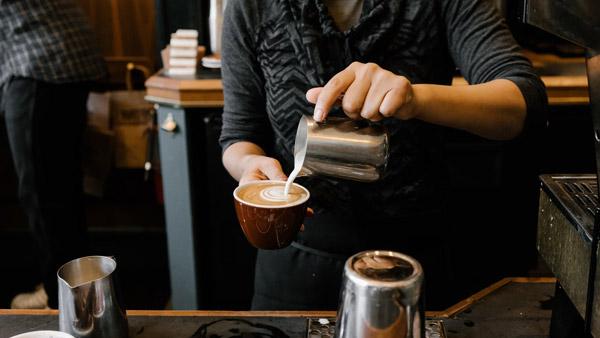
[168,29,199,76]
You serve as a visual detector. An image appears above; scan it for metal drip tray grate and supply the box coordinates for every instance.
[561,180,599,217]
[306,318,446,338]
[541,175,599,242]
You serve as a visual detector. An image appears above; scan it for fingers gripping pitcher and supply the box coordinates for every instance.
[294,115,389,182]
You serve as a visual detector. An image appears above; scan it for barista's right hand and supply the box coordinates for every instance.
[239,155,288,185]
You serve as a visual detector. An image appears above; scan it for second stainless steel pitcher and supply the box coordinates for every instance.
[335,250,425,338]
[58,256,129,338]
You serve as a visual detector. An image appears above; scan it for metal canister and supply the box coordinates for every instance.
[294,115,389,182]
[58,256,129,338]
[335,250,425,338]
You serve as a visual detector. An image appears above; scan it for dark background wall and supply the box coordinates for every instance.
[72,0,212,87]
[155,0,211,65]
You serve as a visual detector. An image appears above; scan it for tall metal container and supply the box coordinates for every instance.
[335,250,425,338]
[58,256,129,338]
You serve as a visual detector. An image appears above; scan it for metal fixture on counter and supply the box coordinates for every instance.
[58,256,129,338]
[335,250,425,338]
[208,0,227,55]
[307,318,446,338]
[161,112,177,133]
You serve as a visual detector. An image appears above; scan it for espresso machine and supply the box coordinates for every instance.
[522,0,600,336]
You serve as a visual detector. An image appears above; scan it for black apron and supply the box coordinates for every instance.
[252,0,454,311]
[252,208,457,311]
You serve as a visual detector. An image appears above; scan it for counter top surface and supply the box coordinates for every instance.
[0,278,555,338]
[145,51,589,108]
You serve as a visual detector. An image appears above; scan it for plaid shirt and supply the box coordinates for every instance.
[0,0,106,86]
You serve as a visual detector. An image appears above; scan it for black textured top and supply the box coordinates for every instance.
[0,0,106,86]
[220,0,547,220]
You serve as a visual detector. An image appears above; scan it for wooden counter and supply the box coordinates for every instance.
[146,73,589,108]
[145,69,223,108]
[146,52,589,108]
[454,51,590,106]
[452,75,589,106]
[1,278,556,338]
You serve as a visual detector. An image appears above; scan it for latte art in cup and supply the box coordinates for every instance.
[236,181,308,206]
[233,180,310,249]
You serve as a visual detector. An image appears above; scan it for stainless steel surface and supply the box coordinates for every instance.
[521,0,600,54]
[307,318,444,338]
[538,182,590,316]
[295,115,389,182]
[524,0,600,333]
[58,256,129,338]
[335,250,424,338]
[538,175,600,336]
[208,0,227,55]
[585,53,600,336]
[540,174,597,241]
[425,321,446,338]
[588,54,600,185]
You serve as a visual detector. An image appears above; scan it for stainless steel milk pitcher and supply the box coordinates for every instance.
[294,115,389,182]
[58,256,129,338]
[335,250,425,338]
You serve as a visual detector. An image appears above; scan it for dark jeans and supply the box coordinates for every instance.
[0,77,89,308]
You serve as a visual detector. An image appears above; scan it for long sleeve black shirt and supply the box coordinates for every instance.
[220,0,547,222]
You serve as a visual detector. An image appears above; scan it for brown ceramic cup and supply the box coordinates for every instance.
[233,180,310,250]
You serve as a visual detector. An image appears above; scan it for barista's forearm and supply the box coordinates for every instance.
[222,141,267,181]
[411,79,526,140]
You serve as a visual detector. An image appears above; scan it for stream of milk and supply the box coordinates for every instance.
[284,139,307,196]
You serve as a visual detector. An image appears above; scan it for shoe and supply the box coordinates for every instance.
[10,284,50,309]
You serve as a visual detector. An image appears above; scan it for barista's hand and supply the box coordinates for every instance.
[239,155,288,185]
[238,154,313,231]
[306,62,416,122]
[300,208,314,232]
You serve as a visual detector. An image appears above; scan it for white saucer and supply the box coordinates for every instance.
[10,331,75,338]
[201,55,221,69]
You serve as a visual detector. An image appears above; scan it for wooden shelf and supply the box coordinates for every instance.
[452,75,589,106]
[146,51,590,108]
[145,69,223,108]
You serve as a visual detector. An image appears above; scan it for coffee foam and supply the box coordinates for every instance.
[260,186,289,202]
[236,181,308,207]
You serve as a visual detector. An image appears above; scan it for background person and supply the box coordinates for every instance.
[0,0,106,309]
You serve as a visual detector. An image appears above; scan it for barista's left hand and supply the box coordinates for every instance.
[306,62,416,122]
[300,207,314,232]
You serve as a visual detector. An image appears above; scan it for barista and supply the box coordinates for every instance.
[220,0,547,310]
